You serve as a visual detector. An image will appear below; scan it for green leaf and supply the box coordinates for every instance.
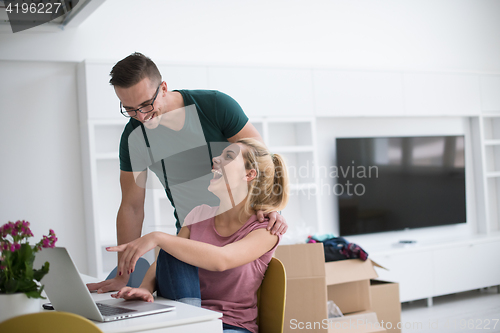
[4,278,20,293]
[33,262,49,282]
[17,279,37,292]
[25,289,45,299]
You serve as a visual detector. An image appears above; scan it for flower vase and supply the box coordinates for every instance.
[0,293,41,323]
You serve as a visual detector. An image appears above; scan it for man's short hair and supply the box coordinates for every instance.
[109,52,162,88]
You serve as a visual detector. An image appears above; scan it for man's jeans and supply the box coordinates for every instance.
[155,249,201,307]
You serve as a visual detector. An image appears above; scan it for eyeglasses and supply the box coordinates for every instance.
[120,84,161,118]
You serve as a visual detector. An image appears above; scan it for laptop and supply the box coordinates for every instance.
[34,247,175,322]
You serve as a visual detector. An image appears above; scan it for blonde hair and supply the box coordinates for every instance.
[236,138,289,220]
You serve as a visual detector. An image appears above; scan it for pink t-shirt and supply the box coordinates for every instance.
[185,205,280,333]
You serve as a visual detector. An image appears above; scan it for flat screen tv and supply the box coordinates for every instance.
[335,135,466,236]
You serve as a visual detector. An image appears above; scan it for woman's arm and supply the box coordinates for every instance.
[108,227,278,275]
[136,226,192,291]
[110,227,192,302]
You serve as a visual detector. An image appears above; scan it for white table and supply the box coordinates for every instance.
[91,294,222,333]
[44,275,223,333]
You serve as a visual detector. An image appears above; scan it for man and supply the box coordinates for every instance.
[88,53,287,293]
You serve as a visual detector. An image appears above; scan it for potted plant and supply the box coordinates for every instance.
[0,220,57,323]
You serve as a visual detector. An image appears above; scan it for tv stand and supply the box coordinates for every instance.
[368,231,500,304]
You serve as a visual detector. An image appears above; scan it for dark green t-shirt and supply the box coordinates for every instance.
[119,90,248,230]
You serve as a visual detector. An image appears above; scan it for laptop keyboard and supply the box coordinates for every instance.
[96,302,137,316]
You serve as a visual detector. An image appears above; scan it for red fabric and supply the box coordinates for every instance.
[186,205,280,333]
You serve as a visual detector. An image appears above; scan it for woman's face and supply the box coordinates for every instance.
[208,143,252,201]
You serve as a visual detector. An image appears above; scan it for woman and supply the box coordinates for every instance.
[107,138,289,333]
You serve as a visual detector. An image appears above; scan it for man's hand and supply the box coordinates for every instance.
[111,287,154,303]
[256,211,288,235]
[106,232,159,278]
[86,273,129,294]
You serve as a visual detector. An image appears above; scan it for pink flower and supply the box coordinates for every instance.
[1,241,10,252]
[40,231,57,249]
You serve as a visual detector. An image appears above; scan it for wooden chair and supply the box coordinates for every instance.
[0,311,103,333]
[257,257,287,333]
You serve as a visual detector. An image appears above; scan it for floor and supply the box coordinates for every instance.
[400,286,500,333]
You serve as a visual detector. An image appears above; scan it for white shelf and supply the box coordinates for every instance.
[472,112,500,234]
[486,172,500,178]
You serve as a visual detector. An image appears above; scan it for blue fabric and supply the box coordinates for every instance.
[307,233,337,242]
[106,257,150,288]
[155,249,201,304]
[223,323,252,332]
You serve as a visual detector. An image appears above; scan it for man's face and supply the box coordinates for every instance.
[115,77,164,129]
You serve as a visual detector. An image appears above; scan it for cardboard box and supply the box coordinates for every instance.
[328,311,387,333]
[275,243,328,332]
[369,280,401,333]
[275,243,386,333]
[325,259,381,314]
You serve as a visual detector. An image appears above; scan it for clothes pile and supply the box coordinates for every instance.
[306,234,368,262]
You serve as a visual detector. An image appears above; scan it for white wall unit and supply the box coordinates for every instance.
[372,250,434,302]
[207,67,314,117]
[370,233,500,302]
[78,60,500,299]
[471,113,500,234]
[313,70,405,117]
[251,117,322,238]
[402,72,481,116]
[84,62,120,119]
[471,74,500,234]
[479,75,500,111]
[78,61,154,279]
[433,240,500,296]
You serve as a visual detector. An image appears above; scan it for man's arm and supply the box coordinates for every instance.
[117,170,147,246]
[87,170,147,293]
[227,121,264,144]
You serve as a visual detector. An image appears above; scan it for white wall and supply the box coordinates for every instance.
[0,61,88,273]
[0,0,499,72]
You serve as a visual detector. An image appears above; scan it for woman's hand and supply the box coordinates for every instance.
[107,232,160,277]
[111,287,154,303]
